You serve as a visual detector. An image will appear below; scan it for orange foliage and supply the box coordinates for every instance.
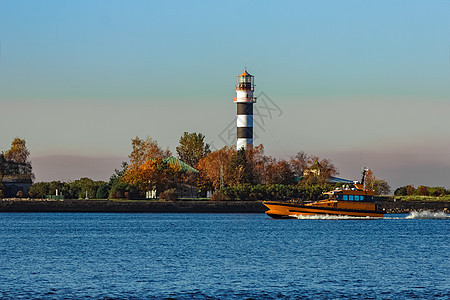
[123,158,181,194]
[197,146,235,190]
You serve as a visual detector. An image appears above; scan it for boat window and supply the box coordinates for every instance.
[355,195,360,201]
[336,195,342,200]
[349,195,354,201]
[343,195,348,201]
[360,196,365,201]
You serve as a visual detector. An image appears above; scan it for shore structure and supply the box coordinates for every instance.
[235,70,256,150]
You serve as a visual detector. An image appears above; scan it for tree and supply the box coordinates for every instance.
[197,146,235,190]
[4,138,30,164]
[96,183,110,199]
[109,162,128,186]
[363,169,390,195]
[417,185,429,196]
[290,151,309,178]
[176,132,211,167]
[129,136,171,167]
[122,158,181,196]
[406,185,415,195]
[227,148,255,186]
[394,186,407,196]
[1,138,34,179]
[364,169,375,189]
[372,179,391,195]
[301,157,338,186]
[264,159,296,185]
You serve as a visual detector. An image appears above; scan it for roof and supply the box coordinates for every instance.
[295,176,354,184]
[238,69,252,77]
[328,177,355,184]
[163,156,198,173]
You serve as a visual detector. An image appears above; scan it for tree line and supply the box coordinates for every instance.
[4,133,394,200]
[394,185,450,197]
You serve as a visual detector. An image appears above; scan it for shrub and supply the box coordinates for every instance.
[210,191,230,201]
[159,188,177,201]
[394,186,407,196]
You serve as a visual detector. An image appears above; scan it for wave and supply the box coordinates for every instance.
[405,211,450,219]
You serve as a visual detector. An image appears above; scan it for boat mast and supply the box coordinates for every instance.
[361,167,368,187]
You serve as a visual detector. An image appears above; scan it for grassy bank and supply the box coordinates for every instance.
[394,195,450,202]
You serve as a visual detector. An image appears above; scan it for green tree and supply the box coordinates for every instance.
[394,186,407,196]
[28,182,51,198]
[176,132,211,167]
[109,162,128,186]
[227,148,255,186]
[96,183,110,199]
[373,179,391,195]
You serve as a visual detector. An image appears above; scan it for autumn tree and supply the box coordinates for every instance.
[364,169,375,189]
[129,136,171,167]
[264,159,296,185]
[122,136,185,197]
[197,146,235,190]
[290,151,309,178]
[1,138,34,179]
[122,158,180,195]
[301,157,338,186]
[244,144,267,185]
[4,138,30,164]
[364,169,391,195]
[176,132,211,167]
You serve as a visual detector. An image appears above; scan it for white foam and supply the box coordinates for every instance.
[405,211,450,219]
[290,214,381,220]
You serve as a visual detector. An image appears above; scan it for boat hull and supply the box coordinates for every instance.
[264,201,384,219]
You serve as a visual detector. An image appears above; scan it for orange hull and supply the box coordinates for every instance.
[264,200,384,219]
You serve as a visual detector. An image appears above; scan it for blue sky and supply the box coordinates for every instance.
[1,0,449,189]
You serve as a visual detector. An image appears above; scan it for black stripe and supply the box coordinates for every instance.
[237,127,253,138]
[237,103,253,115]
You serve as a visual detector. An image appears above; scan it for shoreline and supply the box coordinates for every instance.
[0,198,449,214]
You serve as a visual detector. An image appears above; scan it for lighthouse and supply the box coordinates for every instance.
[234,69,256,150]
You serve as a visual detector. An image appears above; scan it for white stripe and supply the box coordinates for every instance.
[237,138,253,150]
[237,115,253,127]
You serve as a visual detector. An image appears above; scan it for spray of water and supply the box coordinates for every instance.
[289,211,449,220]
[405,211,450,219]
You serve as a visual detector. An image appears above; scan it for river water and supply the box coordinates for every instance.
[0,212,448,299]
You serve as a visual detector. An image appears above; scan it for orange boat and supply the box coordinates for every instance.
[263,169,384,219]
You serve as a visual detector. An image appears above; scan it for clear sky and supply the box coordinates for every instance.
[1,0,449,189]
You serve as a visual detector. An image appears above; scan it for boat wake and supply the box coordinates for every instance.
[289,211,450,220]
[404,211,450,219]
[290,214,381,220]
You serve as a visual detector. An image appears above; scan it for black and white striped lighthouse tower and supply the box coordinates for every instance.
[234,70,257,150]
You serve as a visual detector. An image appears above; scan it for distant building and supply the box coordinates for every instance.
[146,156,199,199]
[0,174,33,197]
[0,154,33,198]
[298,160,354,185]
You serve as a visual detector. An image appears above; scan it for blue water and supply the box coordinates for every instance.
[0,213,448,299]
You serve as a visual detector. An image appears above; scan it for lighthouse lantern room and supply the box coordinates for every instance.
[235,70,257,150]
